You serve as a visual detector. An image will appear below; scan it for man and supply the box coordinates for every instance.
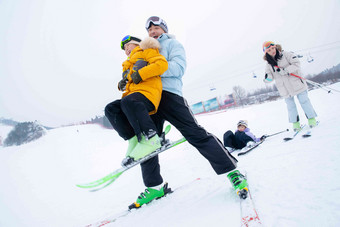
[129,16,248,209]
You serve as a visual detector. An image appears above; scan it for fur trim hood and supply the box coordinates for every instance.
[263,44,282,61]
[140,37,161,50]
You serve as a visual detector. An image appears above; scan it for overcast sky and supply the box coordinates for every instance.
[1,0,340,127]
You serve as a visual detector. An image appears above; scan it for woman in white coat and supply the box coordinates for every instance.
[263,41,317,131]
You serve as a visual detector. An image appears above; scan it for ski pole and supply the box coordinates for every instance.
[267,128,289,137]
[263,129,289,139]
[289,72,340,93]
[274,66,340,93]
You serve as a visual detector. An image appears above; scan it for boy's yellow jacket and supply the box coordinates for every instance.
[121,37,168,114]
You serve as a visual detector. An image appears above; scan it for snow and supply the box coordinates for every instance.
[0,124,13,145]
[1,83,340,227]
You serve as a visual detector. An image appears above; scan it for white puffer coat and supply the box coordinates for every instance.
[264,51,307,98]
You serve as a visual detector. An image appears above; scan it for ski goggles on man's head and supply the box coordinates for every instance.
[145,16,168,33]
[145,16,163,29]
[263,41,275,52]
[120,35,141,50]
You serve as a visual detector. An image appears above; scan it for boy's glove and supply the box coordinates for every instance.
[118,79,127,91]
[133,59,148,71]
[131,71,142,84]
[275,66,288,76]
[122,70,129,80]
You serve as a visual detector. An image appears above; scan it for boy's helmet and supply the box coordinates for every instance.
[121,35,141,50]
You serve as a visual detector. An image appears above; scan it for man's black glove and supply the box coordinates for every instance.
[131,71,142,84]
[118,79,127,91]
[260,135,267,141]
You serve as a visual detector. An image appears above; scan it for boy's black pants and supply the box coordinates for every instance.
[105,92,156,141]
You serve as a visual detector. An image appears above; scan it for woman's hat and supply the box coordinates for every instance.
[263,41,275,52]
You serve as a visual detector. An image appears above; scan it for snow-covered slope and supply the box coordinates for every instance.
[0,83,340,227]
[0,124,13,145]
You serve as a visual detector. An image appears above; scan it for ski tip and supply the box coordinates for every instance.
[283,138,293,141]
[302,134,311,138]
[164,125,171,134]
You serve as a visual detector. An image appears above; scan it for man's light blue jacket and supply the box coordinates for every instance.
[158,34,186,97]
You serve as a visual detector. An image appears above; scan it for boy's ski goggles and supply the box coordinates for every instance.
[145,16,164,29]
[121,35,141,50]
[263,41,275,52]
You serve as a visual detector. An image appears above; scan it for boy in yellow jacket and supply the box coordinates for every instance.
[105,35,168,166]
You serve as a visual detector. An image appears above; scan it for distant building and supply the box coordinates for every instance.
[190,93,236,115]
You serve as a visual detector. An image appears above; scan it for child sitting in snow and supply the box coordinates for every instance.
[223,120,264,152]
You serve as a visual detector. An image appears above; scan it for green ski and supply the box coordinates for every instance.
[76,125,187,191]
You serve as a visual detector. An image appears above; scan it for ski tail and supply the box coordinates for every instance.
[84,178,201,226]
[76,136,187,191]
[283,124,306,141]
[76,170,124,189]
[302,121,320,138]
[240,174,263,226]
[237,140,264,156]
[88,172,124,192]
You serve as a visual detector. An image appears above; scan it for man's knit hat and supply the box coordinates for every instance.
[145,16,168,33]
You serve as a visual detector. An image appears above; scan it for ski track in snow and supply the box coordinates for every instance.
[1,83,340,227]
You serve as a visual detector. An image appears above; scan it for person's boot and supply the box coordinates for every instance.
[126,135,138,157]
[128,182,172,209]
[227,170,248,199]
[125,133,161,163]
[308,118,317,128]
[293,121,301,132]
[121,136,138,166]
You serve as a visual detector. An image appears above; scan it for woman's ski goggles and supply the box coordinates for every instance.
[263,41,275,52]
[120,35,141,50]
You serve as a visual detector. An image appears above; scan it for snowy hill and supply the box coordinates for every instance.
[1,83,340,227]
